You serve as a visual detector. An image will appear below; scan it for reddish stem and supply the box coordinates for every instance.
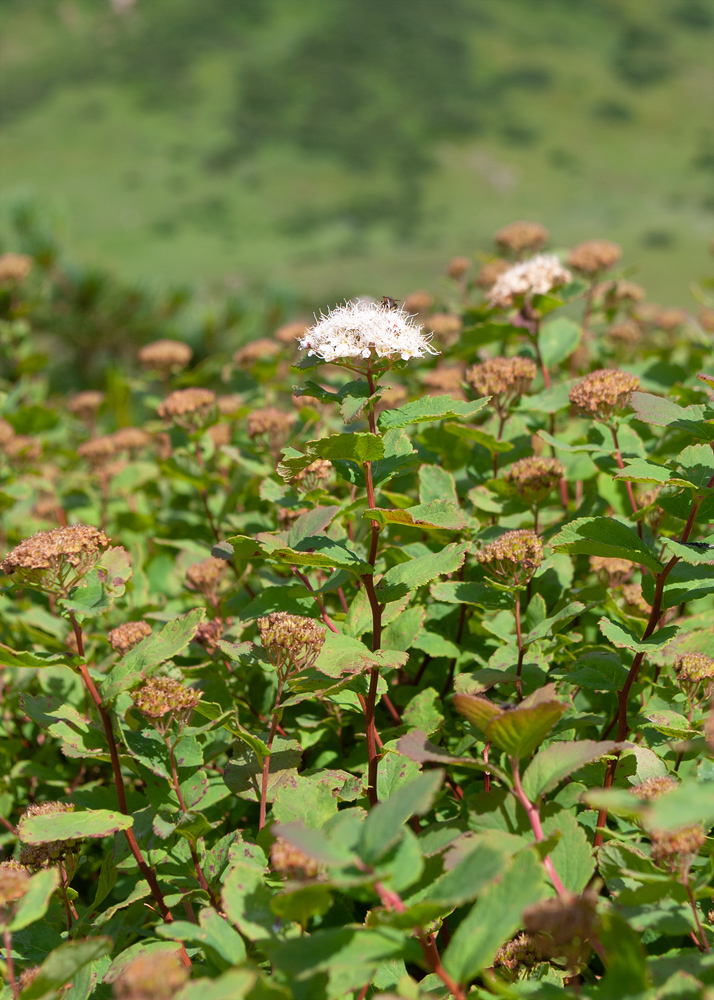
[511,757,569,899]
[259,683,284,830]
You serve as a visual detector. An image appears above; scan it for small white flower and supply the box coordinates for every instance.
[298,299,439,363]
[487,254,572,309]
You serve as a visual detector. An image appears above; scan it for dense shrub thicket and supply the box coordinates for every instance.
[0,226,713,999]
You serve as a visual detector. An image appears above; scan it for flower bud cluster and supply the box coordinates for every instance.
[157,388,216,428]
[67,390,104,420]
[495,221,548,254]
[185,556,225,603]
[247,407,294,441]
[233,339,280,366]
[0,253,32,283]
[0,525,108,593]
[649,825,706,873]
[192,617,225,653]
[476,258,510,289]
[257,612,326,678]
[589,556,633,587]
[216,394,244,416]
[131,676,202,731]
[675,653,714,683]
[108,620,152,656]
[424,313,462,342]
[446,257,471,281]
[0,861,30,909]
[621,582,651,616]
[607,320,641,347]
[504,456,564,503]
[465,356,536,409]
[569,368,639,421]
[18,802,79,871]
[523,892,598,969]
[487,254,572,309]
[138,339,192,373]
[474,529,543,584]
[567,239,622,275]
[113,952,189,1000]
[494,933,542,977]
[270,837,319,878]
[292,458,332,492]
[630,776,678,801]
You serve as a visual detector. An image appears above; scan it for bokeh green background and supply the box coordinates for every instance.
[0,0,712,307]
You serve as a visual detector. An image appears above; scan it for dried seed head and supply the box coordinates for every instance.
[621,582,651,616]
[649,825,706,871]
[274,320,309,345]
[495,221,548,254]
[77,435,120,464]
[185,557,225,601]
[607,320,642,347]
[402,290,434,313]
[113,952,189,1000]
[67,390,104,419]
[19,967,40,992]
[0,862,30,907]
[446,256,472,281]
[699,307,714,333]
[504,456,564,503]
[637,486,663,529]
[475,258,511,289]
[216,394,244,416]
[271,837,319,878]
[494,933,542,975]
[569,368,639,421]
[487,254,572,309]
[0,252,33,283]
[567,239,622,275]
[675,653,714,682]
[633,302,662,325]
[292,458,332,491]
[18,802,78,870]
[630,776,679,802]
[4,435,41,461]
[131,677,201,726]
[422,364,467,399]
[138,339,192,372]
[247,407,294,449]
[612,279,645,302]
[465,356,536,406]
[208,423,231,448]
[157,388,216,428]
[0,419,14,445]
[192,617,225,653]
[112,427,151,452]
[655,307,686,331]
[475,529,543,584]
[0,525,108,591]
[523,892,598,969]
[299,299,438,363]
[108,620,152,656]
[589,555,633,587]
[424,313,462,341]
[257,612,326,677]
[233,338,281,366]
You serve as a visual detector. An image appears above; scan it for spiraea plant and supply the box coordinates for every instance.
[0,225,713,1000]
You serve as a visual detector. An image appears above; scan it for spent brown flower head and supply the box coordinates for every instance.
[567,239,622,275]
[424,313,462,342]
[67,390,104,420]
[19,968,41,992]
[0,253,33,283]
[612,279,646,303]
[0,862,30,908]
[138,339,192,372]
[422,364,467,399]
[523,892,598,970]
[77,435,119,465]
[247,407,294,452]
[446,256,472,281]
[0,525,108,592]
[112,427,151,452]
[494,933,542,976]
[193,617,225,653]
[621,582,651,616]
[271,837,319,878]
[589,555,633,587]
[157,388,216,428]
[495,221,548,254]
[185,556,225,602]
[655,308,686,331]
[18,802,78,870]
[108,620,152,656]
[216,394,244,416]
[0,419,14,445]
[637,486,663,529]
[676,653,714,682]
[466,356,536,409]
[699,307,714,333]
[475,529,543,584]
[257,612,326,677]
[649,825,706,873]
[475,258,511,289]
[403,290,434,313]
[608,320,642,347]
[504,456,565,503]
[569,368,639,421]
[4,435,41,462]
[208,423,232,447]
[293,458,332,492]
[274,320,309,345]
[131,676,202,731]
[233,338,281,366]
[630,776,679,802]
[113,952,189,1000]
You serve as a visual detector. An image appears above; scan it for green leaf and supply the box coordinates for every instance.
[20,938,112,1000]
[596,911,650,998]
[378,394,490,431]
[598,617,679,653]
[221,853,274,942]
[426,840,511,906]
[278,432,384,479]
[662,536,714,565]
[485,700,567,760]
[613,459,673,484]
[550,516,663,573]
[430,580,512,610]
[267,536,372,575]
[8,869,59,932]
[419,465,458,505]
[285,505,340,547]
[376,541,470,603]
[539,317,581,367]
[157,908,246,967]
[272,774,339,829]
[271,884,334,927]
[564,649,628,690]
[395,730,509,784]
[647,780,714,832]
[631,392,714,440]
[0,646,78,670]
[364,500,467,530]
[542,808,596,894]
[174,969,258,1000]
[101,608,206,700]
[521,740,622,799]
[442,422,514,454]
[358,770,444,864]
[443,848,547,983]
[18,808,133,843]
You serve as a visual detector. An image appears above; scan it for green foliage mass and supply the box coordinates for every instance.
[0,226,713,998]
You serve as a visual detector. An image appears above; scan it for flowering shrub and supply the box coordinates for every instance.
[0,230,713,1000]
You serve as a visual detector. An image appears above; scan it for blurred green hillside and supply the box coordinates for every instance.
[0,0,712,306]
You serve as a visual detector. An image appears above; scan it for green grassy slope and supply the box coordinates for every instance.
[0,0,712,306]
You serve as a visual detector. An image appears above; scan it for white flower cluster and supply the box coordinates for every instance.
[487,254,572,309]
[298,299,439,363]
